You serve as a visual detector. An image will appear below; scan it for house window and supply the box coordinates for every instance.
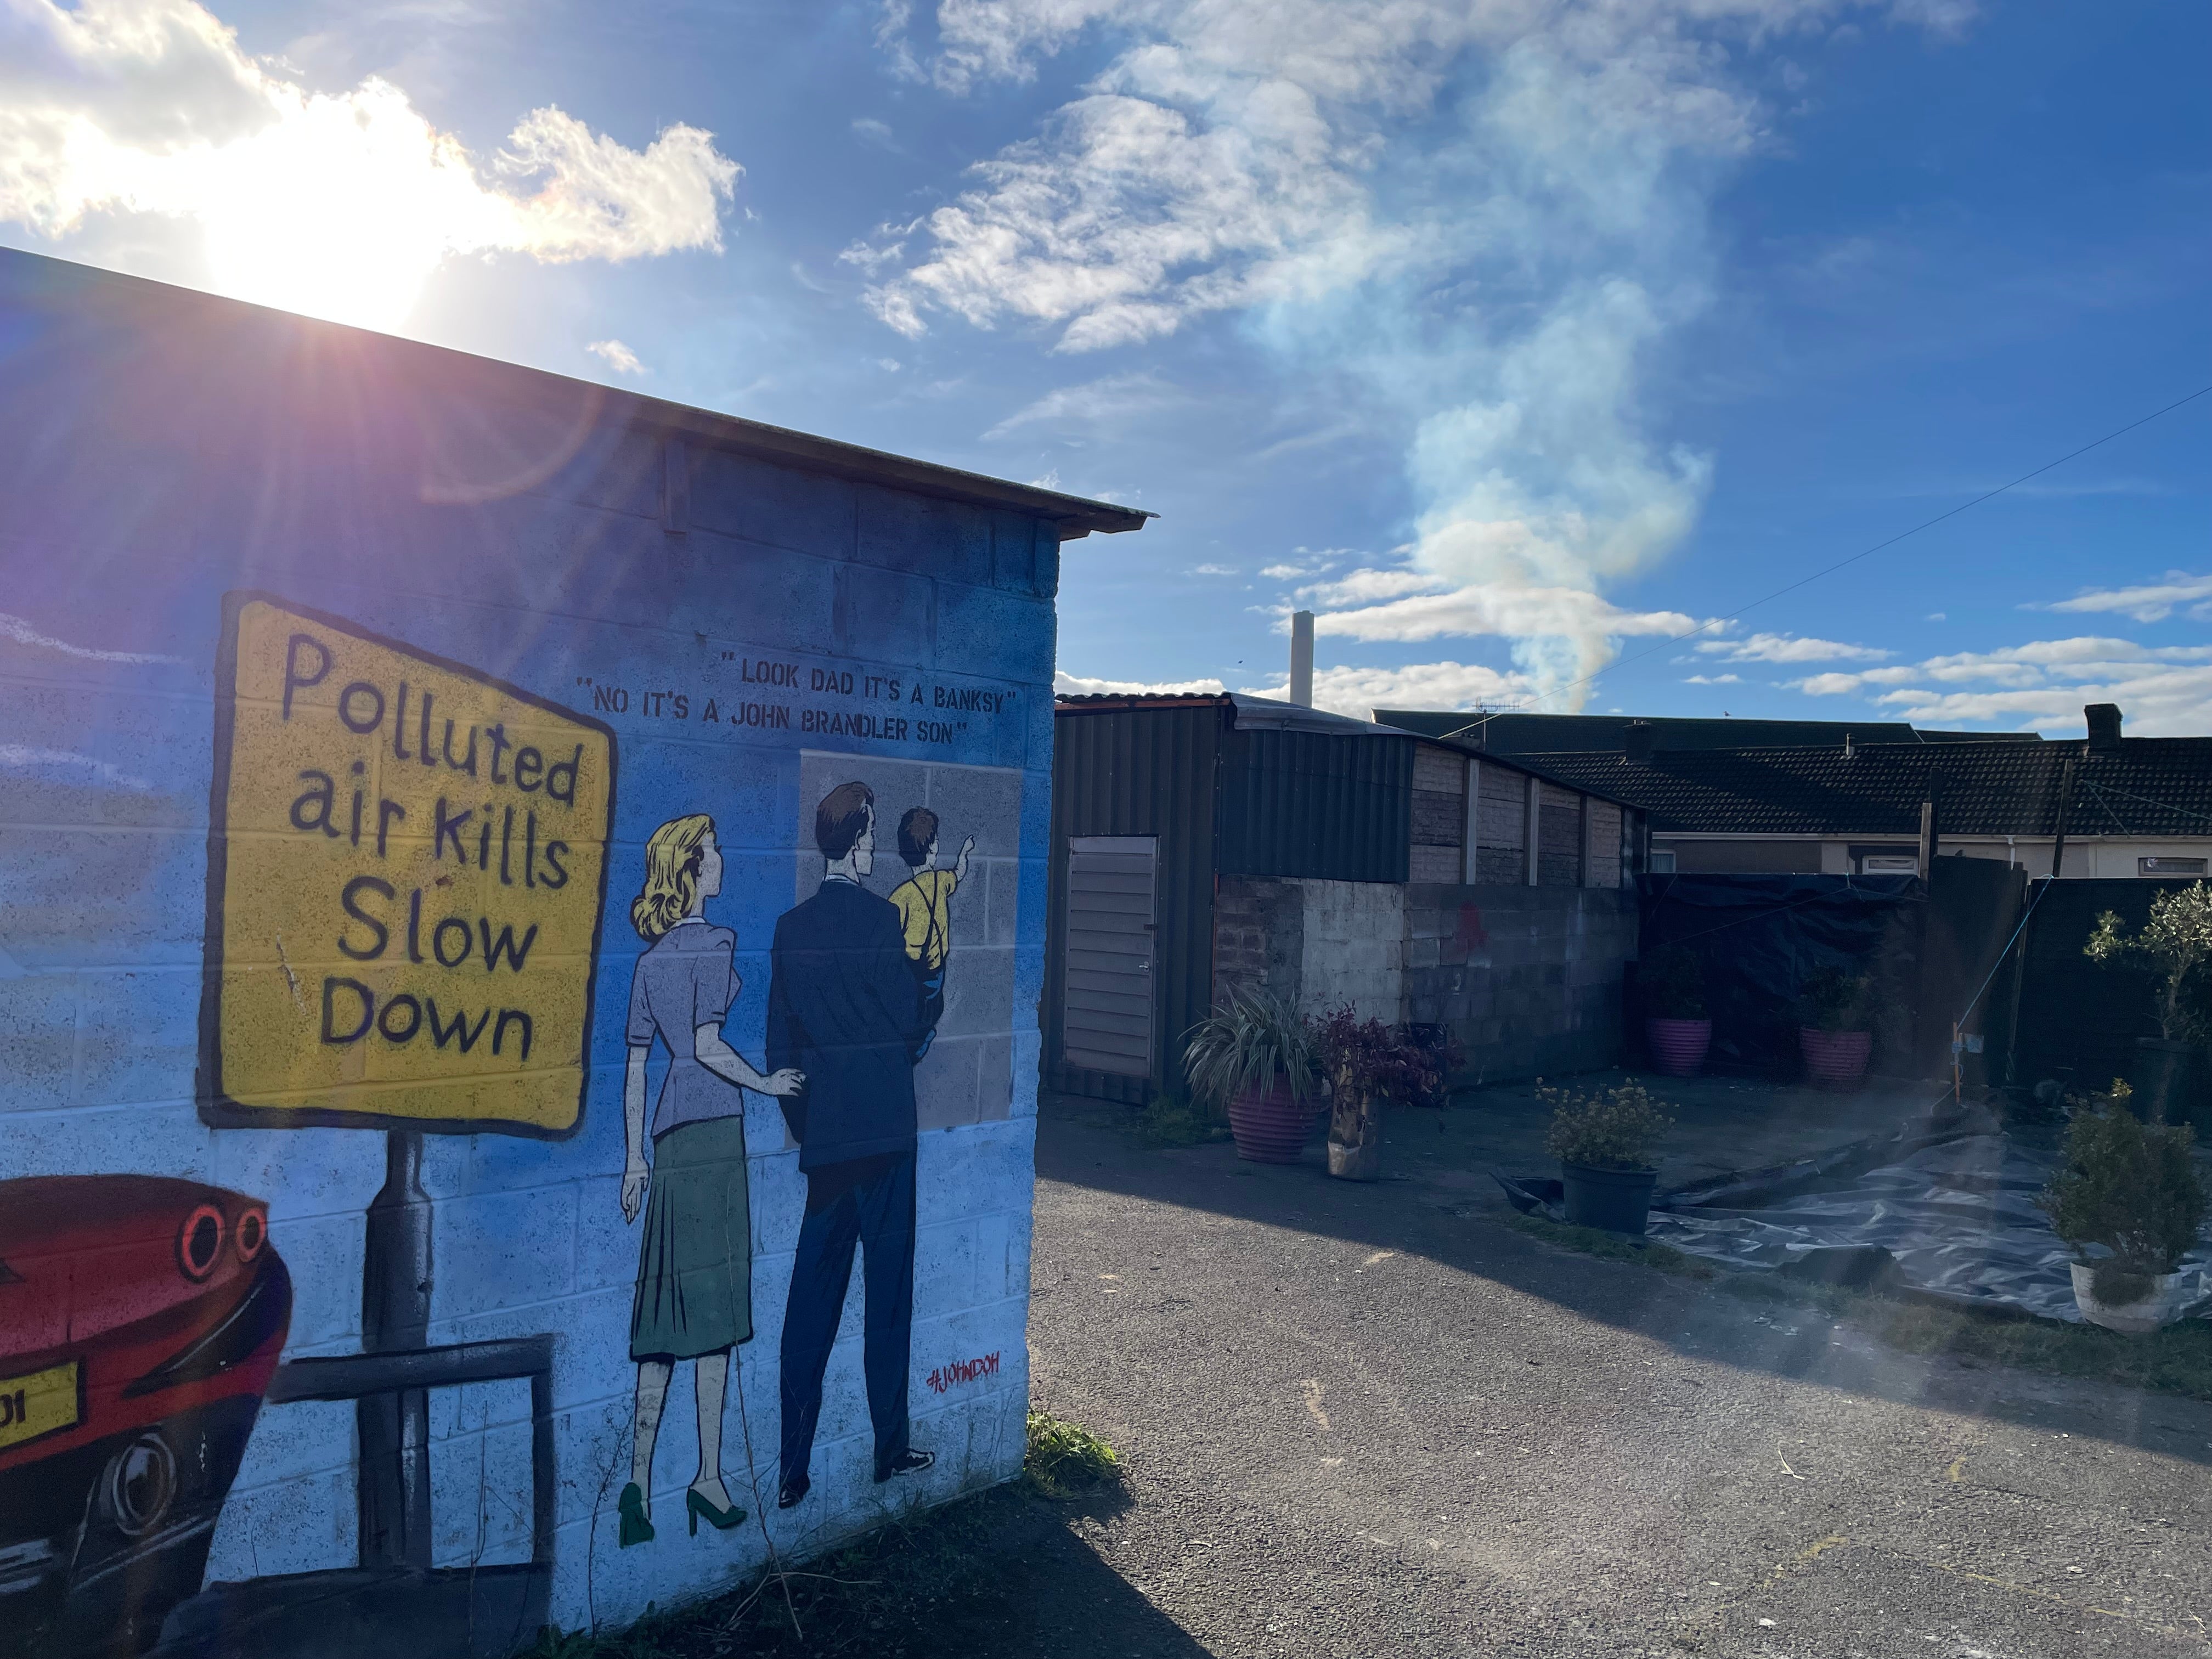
[2139,856,2208,877]
[1649,848,1677,873]
[1859,853,1920,875]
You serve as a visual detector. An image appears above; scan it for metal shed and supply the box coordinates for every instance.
[1045,694,1645,1103]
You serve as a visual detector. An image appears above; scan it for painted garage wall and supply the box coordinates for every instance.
[0,254,1059,1657]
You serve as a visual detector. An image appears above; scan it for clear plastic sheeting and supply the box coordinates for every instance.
[1497,1108,2212,1324]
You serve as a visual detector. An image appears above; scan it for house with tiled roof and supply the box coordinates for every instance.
[1516,704,2212,879]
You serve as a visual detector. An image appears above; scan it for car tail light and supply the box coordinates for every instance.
[235,1205,267,1262]
[178,1204,224,1281]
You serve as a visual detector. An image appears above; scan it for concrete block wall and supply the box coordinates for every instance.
[0,256,1062,1658]
[1404,883,1636,1083]
[1207,876,1630,1083]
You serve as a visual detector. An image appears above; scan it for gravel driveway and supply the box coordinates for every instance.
[1021,1095,2212,1657]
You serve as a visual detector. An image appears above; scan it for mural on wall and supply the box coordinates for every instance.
[4,586,1028,1657]
[617,815,802,1547]
[199,592,616,1137]
[0,1178,290,1659]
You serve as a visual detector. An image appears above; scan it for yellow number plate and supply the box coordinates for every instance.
[0,1361,80,1452]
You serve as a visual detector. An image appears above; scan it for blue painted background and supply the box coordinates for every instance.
[0,251,1059,1649]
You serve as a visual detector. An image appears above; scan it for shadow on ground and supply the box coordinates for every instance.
[1037,1080,2212,1473]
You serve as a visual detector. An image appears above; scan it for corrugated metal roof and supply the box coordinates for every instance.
[1372,710,2042,752]
[3,247,1153,540]
[1518,739,2212,837]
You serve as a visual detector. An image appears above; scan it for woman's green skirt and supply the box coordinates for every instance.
[630,1114,752,1361]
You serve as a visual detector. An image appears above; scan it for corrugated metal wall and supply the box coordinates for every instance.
[1046,703,1225,1102]
[1217,728,1413,883]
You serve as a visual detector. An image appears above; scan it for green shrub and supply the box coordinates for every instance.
[1539,1079,1673,1171]
[1637,945,1708,1019]
[2041,1081,2207,1288]
[1795,964,1875,1032]
[1132,1090,1229,1147]
[2084,881,2212,1043]
[1024,1410,1121,1497]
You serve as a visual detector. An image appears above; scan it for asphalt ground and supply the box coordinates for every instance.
[1019,1092,2212,1658]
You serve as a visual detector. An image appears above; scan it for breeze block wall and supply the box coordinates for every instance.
[0,253,1059,1658]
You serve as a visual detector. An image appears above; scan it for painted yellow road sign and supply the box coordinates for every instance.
[200,595,615,1136]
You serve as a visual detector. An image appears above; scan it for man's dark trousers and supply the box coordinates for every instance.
[778,1151,916,1485]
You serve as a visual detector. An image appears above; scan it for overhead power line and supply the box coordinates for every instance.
[1442,381,2212,741]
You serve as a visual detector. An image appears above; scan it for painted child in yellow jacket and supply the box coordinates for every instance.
[890,808,972,1055]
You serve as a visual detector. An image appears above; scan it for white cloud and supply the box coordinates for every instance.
[1695,631,1889,663]
[1237,659,1535,720]
[983,369,1181,438]
[0,611,185,664]
[1683,672,1740,684]
[2040,571,2212,625]
[1055,670,1227,697]
[0,0,739,331]
[1792,634,2212,735]
[1188,562,1237,576]
[585,338,647,376]
[865,0,1972,708]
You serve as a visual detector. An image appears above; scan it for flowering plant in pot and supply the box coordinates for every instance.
[1795,965,1876,1090]
[1184,986,1319,1164]
[1309,1006,1445,1182]
[2040,1080,2207,1334]
[1541,1080,1674,1235]
[1638,946,1710,1077]
[2084,882,2212,1127]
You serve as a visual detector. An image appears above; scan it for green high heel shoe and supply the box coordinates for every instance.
[618,1482,654,1548]
[686,1486,746,1536]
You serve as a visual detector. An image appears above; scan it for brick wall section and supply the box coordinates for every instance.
[1404,882,1634,1082]
[1212,875,1630,1085]
[1212,874,1306,1007]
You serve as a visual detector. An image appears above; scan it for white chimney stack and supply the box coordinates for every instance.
[1289,610,1314,707]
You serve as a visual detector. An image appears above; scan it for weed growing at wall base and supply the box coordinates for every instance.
[1023,1410,1122,1498]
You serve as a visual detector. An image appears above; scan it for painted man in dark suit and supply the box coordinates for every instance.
[768,780,936,1507]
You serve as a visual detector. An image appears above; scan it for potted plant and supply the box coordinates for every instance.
[1796,964,1875,1090]
[1310,1007,1445,1182]
[2084,882,2212,1126]
[1638,945,1711,1077]
[1184,986,1319,1164]
[1541,1079,1674,1235]
[2041,1080,2208,1334]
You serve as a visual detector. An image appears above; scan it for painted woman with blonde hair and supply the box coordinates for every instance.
[617,814,802,1547]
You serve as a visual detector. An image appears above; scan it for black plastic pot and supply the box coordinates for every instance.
[2128,1038,2209,1127]
[1560,1162,1658,1235]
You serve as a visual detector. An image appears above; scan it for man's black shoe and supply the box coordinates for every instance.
[777,1474,810,1509]
[873,1449,933,1483]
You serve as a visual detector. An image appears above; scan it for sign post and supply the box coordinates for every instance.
[198,594,616,1575]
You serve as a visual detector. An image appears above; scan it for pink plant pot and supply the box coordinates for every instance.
[1645,1017,1712,1078]
[1227,1077,1309,1164]
[1799,1026,1872,1090]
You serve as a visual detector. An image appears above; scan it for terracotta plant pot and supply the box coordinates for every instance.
[1227,1077,1309,1164]
[2069,1262,2202,1335]
[1560,1162,1658,1235]
[1799,1026,1871,1090]
[1645,1017,1711,1078]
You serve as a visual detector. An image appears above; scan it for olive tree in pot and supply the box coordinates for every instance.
[2040,1080,2208,1334]
[1796,965,1876,1090]
[1541,1080,1674,1235]
[2084,882,2212,1128]
[1638,946,1711,1077]
[1309,1006,1446,1182]
[1184,986,1319,1165]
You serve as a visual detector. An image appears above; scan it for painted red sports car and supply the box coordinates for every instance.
[0,1176,290,1658]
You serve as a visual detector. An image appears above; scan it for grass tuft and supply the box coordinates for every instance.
[1130,1091,1229,1149]
[1023,1409,1123,1498]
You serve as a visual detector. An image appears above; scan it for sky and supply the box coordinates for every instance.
[3,0,2206,733]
